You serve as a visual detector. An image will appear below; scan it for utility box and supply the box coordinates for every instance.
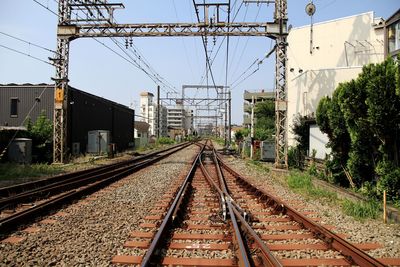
[8,138,32,164]
[260,140,275,162]
[72,142,80,155]
[87,130,110,154]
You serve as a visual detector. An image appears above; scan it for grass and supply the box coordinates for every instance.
[287,171,337,200]
[342,199,381,220]
[246,160,270,173]
[286,171,382,220]
[0,163,63,181]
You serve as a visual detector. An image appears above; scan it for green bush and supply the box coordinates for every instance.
[156,137,175,145]
[25,111,53,163]
[307,162,318,176]
[288,146,305,169]
[376,160,400,200]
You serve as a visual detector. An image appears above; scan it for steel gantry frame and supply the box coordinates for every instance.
[54,0,288,168]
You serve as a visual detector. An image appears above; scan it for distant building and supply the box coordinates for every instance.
[139,92,168,137]
[287,11,385,159]
[243,90,274,129]
[384,9,400,58]
[0,84,135,155]
[167,102,193,136]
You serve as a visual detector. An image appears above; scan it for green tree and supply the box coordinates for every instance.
[254,100,275,140]
[364,58,400,166]
[26,111,53,162]
[316,58,400,200]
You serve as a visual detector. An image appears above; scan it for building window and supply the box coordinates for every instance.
[388,21,400,55]
[10,98,18,117]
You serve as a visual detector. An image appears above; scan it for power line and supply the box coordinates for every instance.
[32,0,58,16]
[198,1,244,86]
[0,31,57,54]
[230,4,262,81]
[36,0,177,94]
[192,0,218,91]
[0,43,54,66]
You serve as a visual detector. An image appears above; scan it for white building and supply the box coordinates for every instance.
[134,121,150,148]
[139,92,168,137]
[167,102,193,135]
[287,12,384,159]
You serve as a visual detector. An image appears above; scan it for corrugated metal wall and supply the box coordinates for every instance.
[1,84,134,154]
[68,87,134,153]
[0,84,54,127]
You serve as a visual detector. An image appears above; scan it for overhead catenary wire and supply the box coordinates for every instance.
[0,43,54,66]
[192,0,218,92]
[198,0,244,86]
[35,0,177,94]
[0,31,57,54]
[230,3,262,81]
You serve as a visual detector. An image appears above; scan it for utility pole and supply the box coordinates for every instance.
[228,90,232,146]
[224,101,228,147]
[250,96,255,159]
[157,85,160,139]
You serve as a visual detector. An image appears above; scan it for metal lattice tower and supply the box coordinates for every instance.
[274,0,288,168]
[53,0,71,164]
[53,0,288,165]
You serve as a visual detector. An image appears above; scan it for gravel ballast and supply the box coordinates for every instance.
[0,145,198,266]
[221,154,400,259]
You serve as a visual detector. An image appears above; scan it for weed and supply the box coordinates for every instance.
[287,171,337,201]
[341,199,381,220]
[246,160,270,173]
[0,163,63,181]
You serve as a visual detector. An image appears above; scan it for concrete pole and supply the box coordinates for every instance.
[250,96,255,159]
[157,85,160,138]
[228,90,232,146]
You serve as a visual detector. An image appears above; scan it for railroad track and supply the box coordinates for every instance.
[112,140,400,266]
[0,142,192,235]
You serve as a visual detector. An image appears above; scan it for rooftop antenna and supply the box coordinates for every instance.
[305,1,316,54]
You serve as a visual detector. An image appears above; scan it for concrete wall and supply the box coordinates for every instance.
[309,124,331,159]
[287,12,384,147]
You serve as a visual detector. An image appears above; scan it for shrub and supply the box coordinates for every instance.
[157,137,175,145]
[288,146,305,169]
[376,160,400,200]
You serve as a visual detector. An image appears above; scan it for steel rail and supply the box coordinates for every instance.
[0,142,190,198]
[140,143,205,267]
[227,200,252,267]
[230,203,283,267]
[216,153,387,267]
[0,143,193,235]
[0,143,191,210]
[211,145,278,267]
[199,155,251,222]
[199,160,227,221]
[200,147,252,267]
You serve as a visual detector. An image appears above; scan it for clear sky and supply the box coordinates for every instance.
[0,0,398,125]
